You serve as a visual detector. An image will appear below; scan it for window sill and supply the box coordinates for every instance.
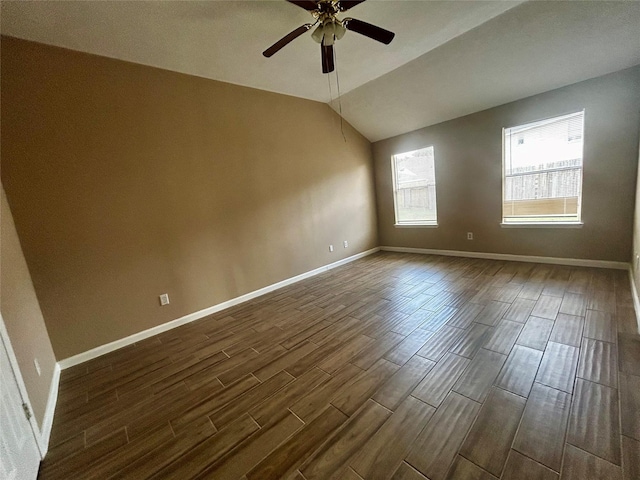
[500,222,583,229]
[395,223,438,229]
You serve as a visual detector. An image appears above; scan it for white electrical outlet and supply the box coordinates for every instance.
[34,358,41,376]
[343,240,348,248]
[329,245,334,252]
[467,232,473,240]
[159,293,170,306]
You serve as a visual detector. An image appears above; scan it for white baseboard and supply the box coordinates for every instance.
[59,247,380,369]
[628,269,640,333]
[380,246,629,270]
[38,362,60,456]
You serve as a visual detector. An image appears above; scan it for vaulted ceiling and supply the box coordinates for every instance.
[2,1,639,141]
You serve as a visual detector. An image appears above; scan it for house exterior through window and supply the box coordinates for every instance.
[391,146,437,226]
[502,111,585,225]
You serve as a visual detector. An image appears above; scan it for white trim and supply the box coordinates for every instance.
[0,312,46,458]
[500,222,584,229]
[628,269,640,334]
[59,247,380,369]
[394,223,438,229]
[39,362,60,455]
[380,246,629,270]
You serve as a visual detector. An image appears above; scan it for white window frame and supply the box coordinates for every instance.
[391,146,438,227]
[501,111,585,228]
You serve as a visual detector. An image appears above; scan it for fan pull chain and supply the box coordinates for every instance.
[332,43,347,143]
[327,61,334,108]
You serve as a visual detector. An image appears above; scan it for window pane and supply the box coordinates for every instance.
[503,111,584,223]
[392,146,437,224]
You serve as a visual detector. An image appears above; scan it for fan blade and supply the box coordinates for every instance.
[287,0,318,10]
[344,18,395,44]
[339,0,367,11]
[321,44,334,74]
[263,24,312,57]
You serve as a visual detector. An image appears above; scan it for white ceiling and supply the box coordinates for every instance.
[2,1,640,141]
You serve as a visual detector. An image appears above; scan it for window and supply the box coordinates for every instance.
[502,111,584,225]
[391,146,437,225]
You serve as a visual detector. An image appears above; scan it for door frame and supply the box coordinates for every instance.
[0,312,46,458]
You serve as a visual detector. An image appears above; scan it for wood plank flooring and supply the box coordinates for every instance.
[39,252,640,479]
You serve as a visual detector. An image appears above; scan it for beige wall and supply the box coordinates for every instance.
[632,129,640,315]
[1,37,378,359]
[373,66,640,262]
[1,186,57,428]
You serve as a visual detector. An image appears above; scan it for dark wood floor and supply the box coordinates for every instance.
[40,252,640,480]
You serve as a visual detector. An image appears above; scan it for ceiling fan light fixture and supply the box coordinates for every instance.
[313,21,346,46]
[264,0,395,73]
[311,24,324,43]
[324,23,336,46]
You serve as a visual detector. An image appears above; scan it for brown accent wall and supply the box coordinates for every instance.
[373,66,640,262]
[1,186,57,428]
[1,37,377,359]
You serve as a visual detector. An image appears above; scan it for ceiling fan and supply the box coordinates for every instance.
[263,0,395,74]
